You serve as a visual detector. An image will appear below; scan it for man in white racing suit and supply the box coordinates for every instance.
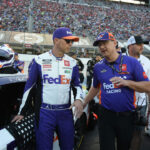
[126,35,150,150]
[12,27,84,150]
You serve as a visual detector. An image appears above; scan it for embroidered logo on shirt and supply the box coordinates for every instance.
[64,60,70,66]
[101,69,107,73]
[42,59,52,64]
[121,64,127,71]
[43,64,52,68]
[143,72,148,79]
[65,70,71,74]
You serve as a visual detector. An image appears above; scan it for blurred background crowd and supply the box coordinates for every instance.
[0,0,149,41]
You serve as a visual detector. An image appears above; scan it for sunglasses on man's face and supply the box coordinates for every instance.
[63,39,74,44]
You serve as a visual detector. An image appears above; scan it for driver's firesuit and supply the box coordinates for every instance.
[18,50,83,150]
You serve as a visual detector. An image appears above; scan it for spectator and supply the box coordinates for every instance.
[14,53,24,73]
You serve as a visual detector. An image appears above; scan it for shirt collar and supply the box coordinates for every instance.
[104,53,122,65]
[49,50,64,61]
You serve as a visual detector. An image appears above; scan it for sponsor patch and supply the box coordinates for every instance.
[42,59,52,64]
[65,70,71,74]
[121,64,127,71]
[43,69,52,71]
[101,69,107,73]
[143,72,148,79]
[43,64,52,68]
[63,67,72,70]
[43,74,70,84]
[64,60,70,66]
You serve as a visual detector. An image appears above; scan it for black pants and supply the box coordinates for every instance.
[86,76,92,90]
[97,106,134,150]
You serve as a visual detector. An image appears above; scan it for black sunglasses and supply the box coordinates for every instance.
[63,39,74,44]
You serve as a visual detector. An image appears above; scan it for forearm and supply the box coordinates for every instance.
[126,80,150,93]
[147,93,150,105]
[84,86,99,105]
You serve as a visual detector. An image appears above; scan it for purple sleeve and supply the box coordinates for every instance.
[93,65,100,88]
[71,65,83,101]
[24,59,40,93]
[72,65,81,87]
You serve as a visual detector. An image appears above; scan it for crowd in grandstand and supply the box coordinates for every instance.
[0,0,30,32]
[0,0,150,41]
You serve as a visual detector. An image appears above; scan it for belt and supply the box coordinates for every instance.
[41,103,70,110]
[99,106,133,117]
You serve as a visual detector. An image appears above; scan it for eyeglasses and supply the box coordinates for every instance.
[63,39,74,44]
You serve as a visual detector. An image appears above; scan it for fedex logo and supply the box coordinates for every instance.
[103,83,120,89]
[43,74,70,84]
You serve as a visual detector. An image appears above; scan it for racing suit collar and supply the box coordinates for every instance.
[49,50,64,61]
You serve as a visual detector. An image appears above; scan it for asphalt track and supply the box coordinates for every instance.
[79,124,150,150]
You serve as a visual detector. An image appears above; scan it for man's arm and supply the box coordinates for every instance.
[83,86,99,107]
[110,77,150,93]
[147,93,150,112]
[12,59,38,122]
[70,65,84,118]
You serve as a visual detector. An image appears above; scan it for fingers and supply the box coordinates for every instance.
[69,103,75,109]
[11,115,24,123]
[71,100,83,118]
[110,77,122,84]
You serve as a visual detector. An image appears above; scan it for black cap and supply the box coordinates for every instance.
[127,36,149,47]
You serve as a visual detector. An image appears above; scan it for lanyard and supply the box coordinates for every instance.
[107,55,123,73]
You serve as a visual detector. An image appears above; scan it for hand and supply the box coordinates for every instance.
[110,77,128,87]
[83,101,87,109]
[70,100,83,118]
[11,115,24,123]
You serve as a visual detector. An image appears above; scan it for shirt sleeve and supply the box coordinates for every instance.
[93,65,100,88]
[18,59,39,115]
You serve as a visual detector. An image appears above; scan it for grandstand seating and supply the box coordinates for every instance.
[0,0,150,41]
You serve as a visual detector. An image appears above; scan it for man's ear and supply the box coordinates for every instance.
[114,40,117,47]
[53,38,59,45]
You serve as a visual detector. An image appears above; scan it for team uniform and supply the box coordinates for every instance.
[93,53,149,150]
[18,50,83,150]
